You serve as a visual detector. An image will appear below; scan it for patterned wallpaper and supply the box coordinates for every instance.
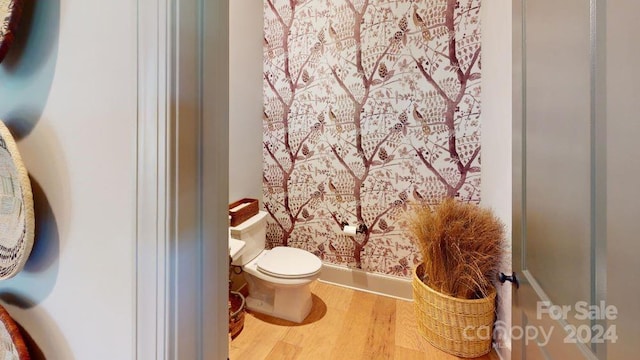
[263,0,482,277]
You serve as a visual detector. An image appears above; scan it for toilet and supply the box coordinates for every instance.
[230,211,322,323]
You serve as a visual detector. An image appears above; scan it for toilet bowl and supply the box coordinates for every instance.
[230,211,322,323]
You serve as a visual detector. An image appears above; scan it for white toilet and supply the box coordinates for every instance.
[230,211,322,323]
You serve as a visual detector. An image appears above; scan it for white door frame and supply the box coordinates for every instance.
[136,0,229,358]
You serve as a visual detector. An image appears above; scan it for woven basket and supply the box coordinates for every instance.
[229,291,245,339]
[0,304,29,359]
[412,263,496,358]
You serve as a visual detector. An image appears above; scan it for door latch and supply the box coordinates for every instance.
[498,272,520,289]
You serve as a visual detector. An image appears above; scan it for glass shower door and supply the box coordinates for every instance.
[512,0,605,358]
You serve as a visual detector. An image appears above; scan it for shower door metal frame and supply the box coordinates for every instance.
[512,0,607,358]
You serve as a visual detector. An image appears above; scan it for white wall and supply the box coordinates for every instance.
[229,1,264,204]
[0,1,137,358]
[481,2,512,359]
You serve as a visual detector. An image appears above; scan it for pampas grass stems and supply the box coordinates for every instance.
[408,198,505,300]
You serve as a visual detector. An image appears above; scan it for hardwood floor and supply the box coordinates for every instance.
[229,281,499,360]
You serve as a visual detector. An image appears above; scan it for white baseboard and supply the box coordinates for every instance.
[318,263,413,301]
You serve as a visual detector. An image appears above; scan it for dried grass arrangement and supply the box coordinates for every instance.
[408,198,505,300]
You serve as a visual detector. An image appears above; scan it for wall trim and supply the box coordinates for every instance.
[136,0,229,359]
[135,0,170,358]
[201,0,230,358]
[319,263,413,301]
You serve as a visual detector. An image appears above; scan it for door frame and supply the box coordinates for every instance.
[135,0,229,358]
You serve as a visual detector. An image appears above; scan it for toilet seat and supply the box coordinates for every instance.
[257,246,322,279]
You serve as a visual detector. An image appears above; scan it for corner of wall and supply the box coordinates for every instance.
[480,1,513,359]
[229,1,265,204]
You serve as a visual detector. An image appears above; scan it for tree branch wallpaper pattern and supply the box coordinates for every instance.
[263,0,481,277]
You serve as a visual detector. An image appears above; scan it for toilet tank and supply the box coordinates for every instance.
[230,211,268,265]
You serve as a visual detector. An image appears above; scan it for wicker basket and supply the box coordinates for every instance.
[412,264,496,358]
[229,291,246,339]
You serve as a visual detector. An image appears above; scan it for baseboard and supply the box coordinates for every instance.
[318,263,413,301]
[495,343,510,360]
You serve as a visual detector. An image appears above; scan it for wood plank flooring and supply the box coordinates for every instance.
[229,281,499,360]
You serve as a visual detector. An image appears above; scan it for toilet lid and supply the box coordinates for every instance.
[257,246,322,279]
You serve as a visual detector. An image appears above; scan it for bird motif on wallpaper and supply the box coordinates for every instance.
[328,179,343,203]
[328,108,337,122]
[328,179,336,193]
[264,110,279,131]
[329,108,343,133]
[329,22,343,50]
[412,4,425,28]
[263,175,275,195]
[412,104,425,123]
[412,5,432,42]
[264,36,275,59]
[412,186,425,202]
[413,104,431,136]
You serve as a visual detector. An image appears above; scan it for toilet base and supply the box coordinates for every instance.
[245,282,314,323]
